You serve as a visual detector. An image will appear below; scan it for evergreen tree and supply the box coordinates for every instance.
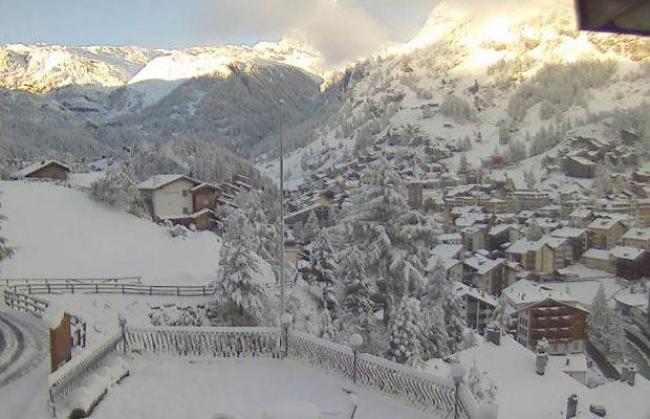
[387,297,424,364]
[490,294,510,334]
[301,210,320,244]
[422,262,466,353]
[308,231,336,285]
[340,245,372,316]
[214,209,264,325]
[0,197,13,265]
[238,191,277,260]
[588,285,628,363]
[459,153,470,173]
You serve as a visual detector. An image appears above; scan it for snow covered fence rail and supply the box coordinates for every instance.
[287,332,469,418]
[7,282,216,297]
[124,326,283,358]
[48,329,123,404]
[3,276,142,287]
[3,289,87,348]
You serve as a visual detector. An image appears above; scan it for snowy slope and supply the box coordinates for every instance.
[0,181,222,284]
[258,0,650,184]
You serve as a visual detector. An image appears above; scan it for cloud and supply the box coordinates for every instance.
[197,0,440,67]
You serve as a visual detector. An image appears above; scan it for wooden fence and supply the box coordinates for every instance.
[124,326,282,358]
[3,289,86,349]
[4,276,142,287]
[48,329,123,403]
[6,282,216,297]
[287,331,466,418]
[48,326,480,419]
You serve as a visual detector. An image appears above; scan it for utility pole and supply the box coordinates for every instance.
[279,98,286,317]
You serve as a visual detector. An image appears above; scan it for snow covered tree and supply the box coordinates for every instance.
[213,209,264,325]
[301,210,320,244]
[490,294,510,334]
[340,245,373,316]
[459,153,470,173]
[387,297,424,364]
[90,162,147,217]
[505,140,527,164]
[422,262,466,353]
[588,285,628,363]
[498,123,511,145]
[524,170,536,189]
[525,222,544,241]
[0,197,13,265]
[307,231,336,285]
[238,191,278,260]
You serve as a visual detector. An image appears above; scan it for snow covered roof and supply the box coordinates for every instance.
[191,182,220,192]
[137,174,201,191]
[614,292,648,308]
[568,156,596,166]
[569,208,593,219]
[583,248,611,261]
[588,218,622,230]
[439,233,462,242]
[42,303,66,330]
[542,278,625,309]
[431,244,463,261]
[453,282,497,307]
[551,227,586,239]
[464,255,503,275]
[610,246,645,261]
[622,227,650,242]
[488,224,510,236]
[11,159,70,179]
[506,239,542,255]
[502,279,573,307]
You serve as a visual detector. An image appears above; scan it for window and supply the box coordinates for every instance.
[183,207,190,215]
[182,190,189,197]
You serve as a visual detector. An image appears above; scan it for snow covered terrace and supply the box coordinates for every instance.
[47,327,473,419]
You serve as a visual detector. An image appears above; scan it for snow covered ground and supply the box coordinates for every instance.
[91,357,429,419]
[0,181,222,285]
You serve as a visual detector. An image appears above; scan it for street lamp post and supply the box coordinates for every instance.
[450,362,466,419]
[280,312,293,358]
[349,334,364,384]
[278,98,286,318]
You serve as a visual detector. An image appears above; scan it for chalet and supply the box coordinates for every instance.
[487,224,511,251]
[453,282,497,333]
[502,279,589,355]
[582,249,615,274]
[516,298,589,355]
[507,191,551,212]
[192,183,221,212]
[537,236,573,276]
[137,175,202,220]
[438,233,463,245]
[506,239,541,272]
[550,227,588,261]
[163,208,218,231]
[11,159,70,181]
[463,254,505,295]
[622,227,650,250]
[462,224,488,252]
[569,207,596,228]
[610,246,650,281]
[563,156,596,179]
[587,218,628,249]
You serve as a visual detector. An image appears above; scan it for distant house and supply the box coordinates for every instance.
[463,255,505,295]
[582,249,615,274]
[569,207,596,228]
[453,282,497,333]
[587,218,627,249]
[506,239,541,272]
[622,227,650,250]
[506,191,551,212]
[610,246,650,280]
[563,156,596,179]
[550,227,588,261]
[11,159,70,181]
[137,175,202,220]
[192,183,221,212]
[462,224,488,252]
[537,236,573,275]
[516,298,589,355]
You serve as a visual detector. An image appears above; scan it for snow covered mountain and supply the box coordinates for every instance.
[259,0,650,186]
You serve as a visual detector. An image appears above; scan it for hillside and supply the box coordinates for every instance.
[0,181,222,284]
[259,0,650,186]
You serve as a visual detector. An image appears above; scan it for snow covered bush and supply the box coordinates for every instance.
[150,305,205,327]
[440,94,476,122]
[89,163,147,217]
